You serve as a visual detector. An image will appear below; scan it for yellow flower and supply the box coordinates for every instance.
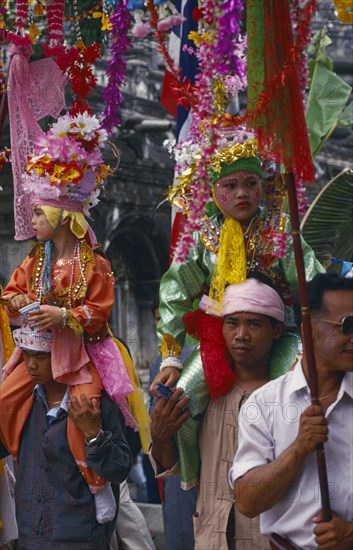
[34,2,44,17]
[188,31,213,45]
[29,23,41,44]
[93,11,113,31]
[334,0,353,23]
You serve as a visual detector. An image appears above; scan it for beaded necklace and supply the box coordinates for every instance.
[36,239,87,308]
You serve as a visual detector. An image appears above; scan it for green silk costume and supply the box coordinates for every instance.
[157,208,324,488]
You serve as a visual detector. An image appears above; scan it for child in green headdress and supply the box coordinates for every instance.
[151,138,324,488]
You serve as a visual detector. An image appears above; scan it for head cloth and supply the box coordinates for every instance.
[222,278,285,322]
[13,323,52,353]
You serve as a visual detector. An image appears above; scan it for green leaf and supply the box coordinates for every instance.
[338,100,353,127]
[307,28,333,72]
[306,62,352,157]
[301,170,353,265]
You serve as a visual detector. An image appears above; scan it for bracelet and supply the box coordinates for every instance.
[160,356,183,372]
[58,307,67,331]
[85,429,104,447]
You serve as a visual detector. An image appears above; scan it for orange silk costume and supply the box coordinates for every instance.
[0,239,120,493]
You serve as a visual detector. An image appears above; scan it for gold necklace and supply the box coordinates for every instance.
[318,389,339,401]
[47,399,63,406]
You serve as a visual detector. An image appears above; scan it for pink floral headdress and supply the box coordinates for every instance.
[23,111,112,217]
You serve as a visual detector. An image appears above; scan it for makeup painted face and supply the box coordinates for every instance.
[31,207,55,242]
[213,170,262,225]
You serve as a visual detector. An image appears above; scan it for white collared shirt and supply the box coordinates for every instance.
[229,360,353,549]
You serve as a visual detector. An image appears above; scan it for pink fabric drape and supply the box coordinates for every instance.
[7,43,66,240]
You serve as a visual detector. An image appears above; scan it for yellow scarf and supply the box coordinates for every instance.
[209,217,247,304]
[41,206,88,239]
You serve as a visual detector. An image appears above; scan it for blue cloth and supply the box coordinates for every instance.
[0,391,132,550]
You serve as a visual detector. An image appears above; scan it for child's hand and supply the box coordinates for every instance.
[9,293,32,312]
[150,367,181,396]
[28,305,64,331]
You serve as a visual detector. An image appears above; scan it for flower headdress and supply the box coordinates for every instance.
[23,111,113,216]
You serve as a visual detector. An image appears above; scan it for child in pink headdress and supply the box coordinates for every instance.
[1,112,150,495]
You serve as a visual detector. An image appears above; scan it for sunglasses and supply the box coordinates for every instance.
[315,316,353,335]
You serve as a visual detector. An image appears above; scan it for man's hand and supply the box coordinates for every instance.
[150,367,181,396]
[150,388,190,472]
[293,405,328,458]
[68,394,101,441]
[313,511,353,549]
[151,388,190,444]
[28,305,63,330]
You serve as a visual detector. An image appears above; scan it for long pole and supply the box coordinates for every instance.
[285,171,332,522]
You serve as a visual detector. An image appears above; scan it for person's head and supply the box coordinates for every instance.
[211,139,263,226]
[24,111,111,243]
[13,325,53,384]
[31,205,87,243]
[221,277,284,369]
[151,297,161,329]
[294,273,353,373]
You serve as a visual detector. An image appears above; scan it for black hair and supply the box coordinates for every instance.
[293,273,353,329]
[151,296,159,314]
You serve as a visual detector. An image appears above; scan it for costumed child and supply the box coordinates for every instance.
[0,112,150,519]
[152,137,325,488]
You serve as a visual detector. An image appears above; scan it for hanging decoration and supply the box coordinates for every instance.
[101,0,131,132]
[246,0,317,189]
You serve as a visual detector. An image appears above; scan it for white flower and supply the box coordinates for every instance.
[72,112,101,141]
[83,188,100,216]
[97,128,108,146]
[50,113,71,139]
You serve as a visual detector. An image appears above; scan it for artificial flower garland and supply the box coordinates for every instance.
[101,0,131,132]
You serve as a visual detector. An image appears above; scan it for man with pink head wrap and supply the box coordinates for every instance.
[150,277,286,550]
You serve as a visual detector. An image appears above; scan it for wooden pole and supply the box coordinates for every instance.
[285,171,332,522]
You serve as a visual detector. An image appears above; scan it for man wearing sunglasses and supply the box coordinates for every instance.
[230,273,353,549]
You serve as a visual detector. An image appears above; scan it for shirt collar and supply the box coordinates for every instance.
[288,358,309,399]
[34,384,69,413]
[340,372,353,400]
[288,358,353,402]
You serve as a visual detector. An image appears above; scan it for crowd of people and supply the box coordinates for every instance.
[0,131,352,550]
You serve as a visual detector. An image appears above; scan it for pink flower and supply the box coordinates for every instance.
[273,232,289,259]
[157,16,175,31]
[170,15,186,26]
[132,22,151,37]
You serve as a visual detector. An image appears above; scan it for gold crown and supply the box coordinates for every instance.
[211,138,259,173]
